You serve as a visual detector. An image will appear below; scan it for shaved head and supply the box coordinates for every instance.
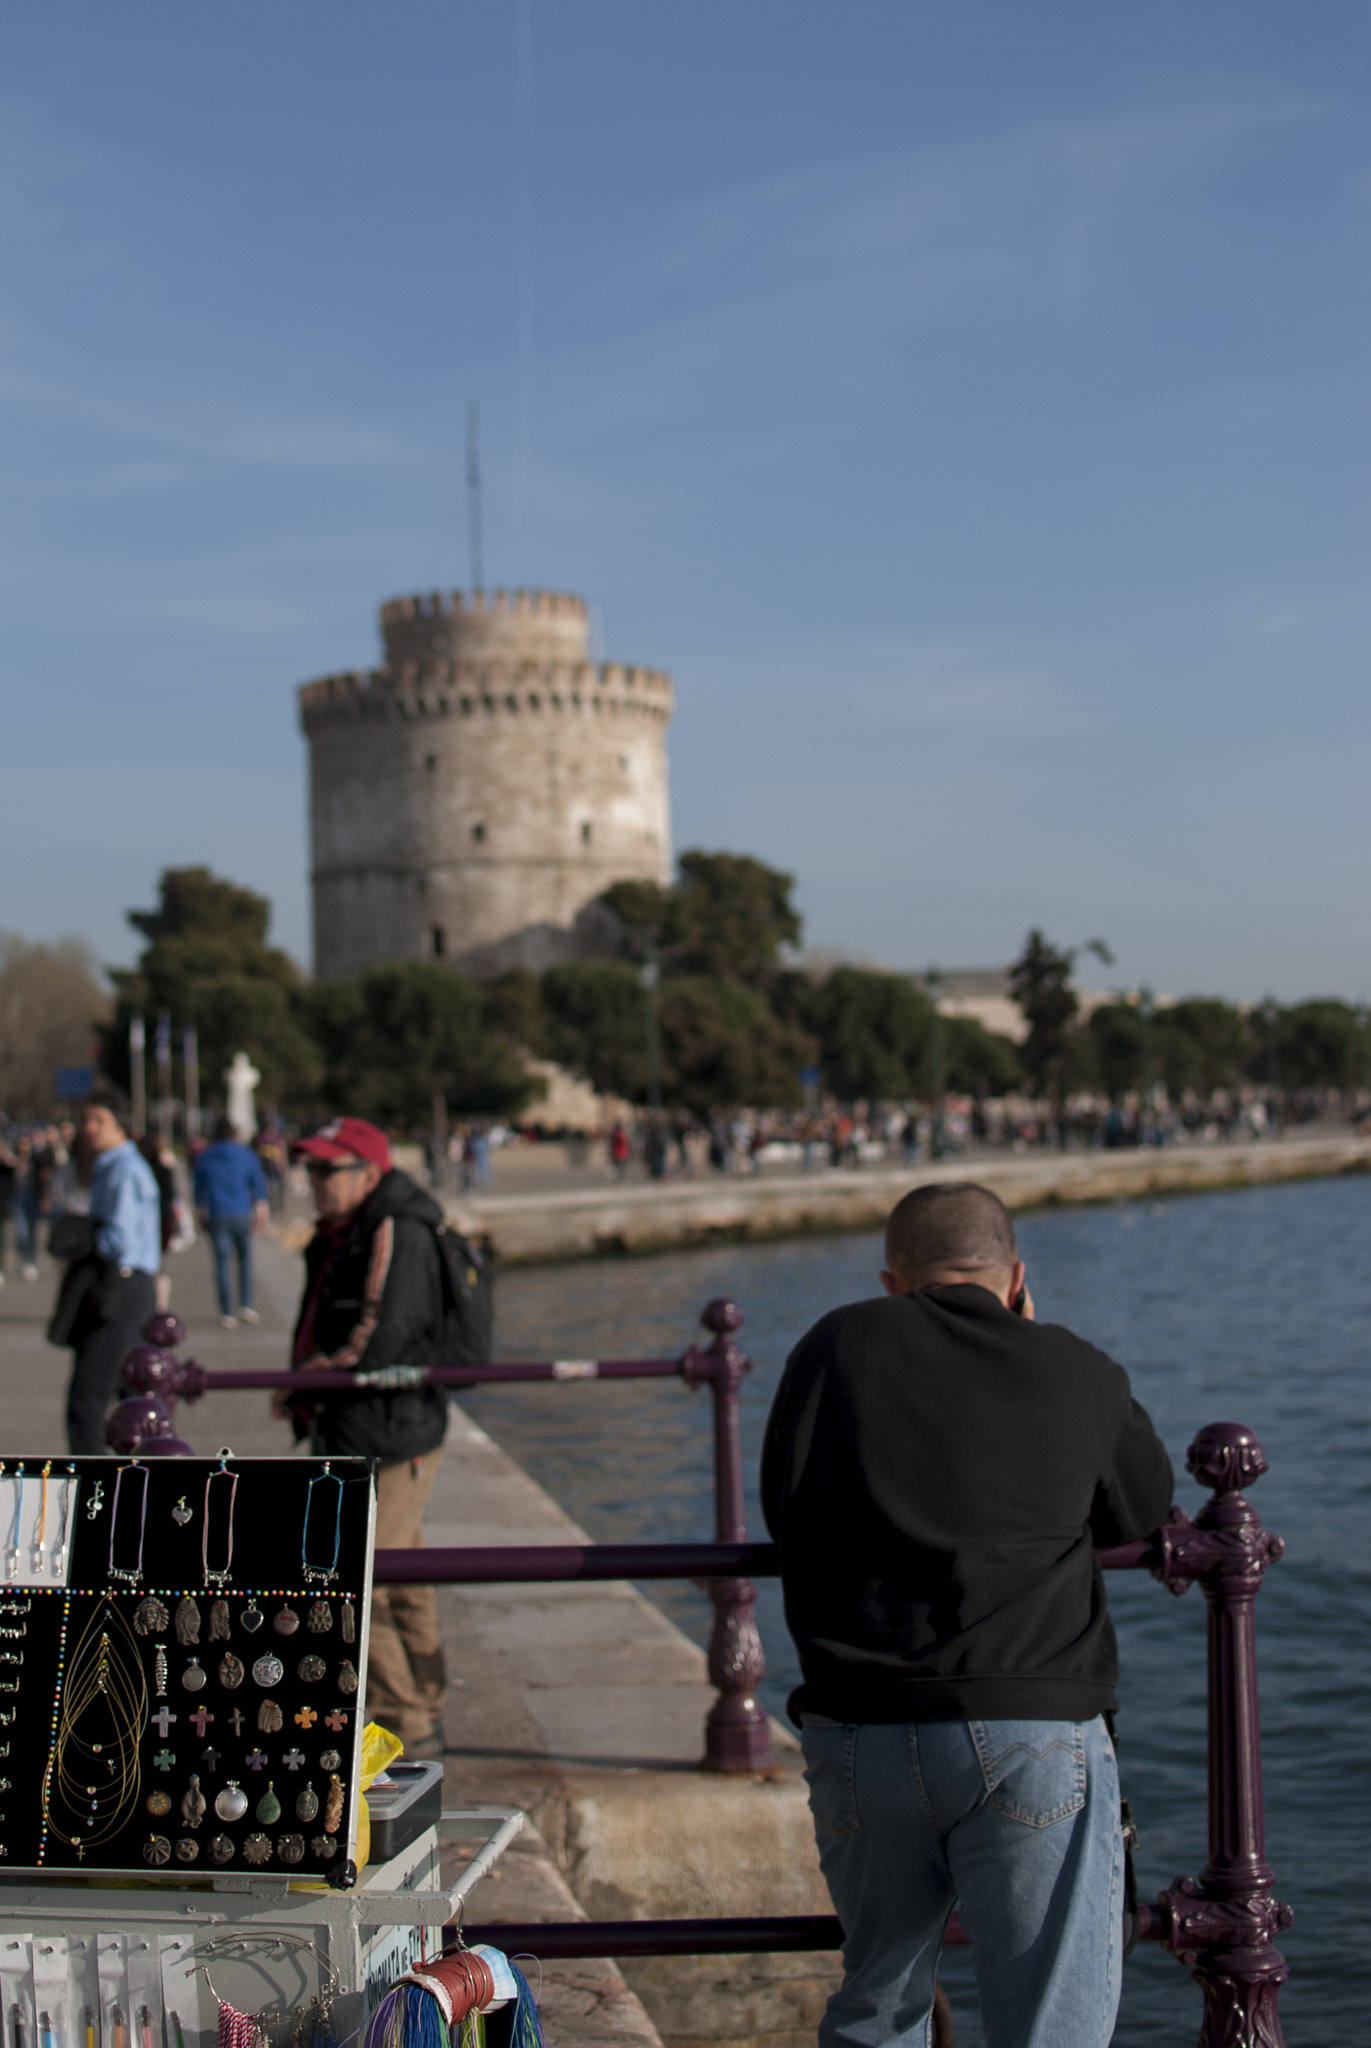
[884,1182,1018,1290]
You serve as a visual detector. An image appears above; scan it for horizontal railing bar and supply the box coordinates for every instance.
[374,1541,769,1583]
[456,1908,1167,1958]
[196,1358,685,1391]
[373,1536,1160,1583]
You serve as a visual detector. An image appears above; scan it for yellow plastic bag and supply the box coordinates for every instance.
[355,1720,405,1872]
[291,1721,403,1887]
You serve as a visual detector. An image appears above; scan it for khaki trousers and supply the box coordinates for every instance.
[367,1450,446,1745]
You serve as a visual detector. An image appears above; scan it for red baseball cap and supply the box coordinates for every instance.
[293,1117,392,1173]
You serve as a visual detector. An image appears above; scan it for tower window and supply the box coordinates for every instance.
[581,821,592,844]
[472,822,486,843]
[432,926,446,958]
[425,753,437,772]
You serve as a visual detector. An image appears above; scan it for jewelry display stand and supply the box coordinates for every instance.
[0,1455,526,2044]
[0,1456,376,1881]
[0,1806,523,2048]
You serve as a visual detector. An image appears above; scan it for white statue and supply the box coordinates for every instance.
[224,1052,261,1142]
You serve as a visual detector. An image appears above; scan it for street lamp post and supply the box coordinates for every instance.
[641,938,663,1114]
[926,967,945,1158]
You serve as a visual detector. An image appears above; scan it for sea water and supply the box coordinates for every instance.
[468,1172,1371,2045]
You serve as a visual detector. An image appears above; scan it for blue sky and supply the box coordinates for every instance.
[1,2,1366,1001]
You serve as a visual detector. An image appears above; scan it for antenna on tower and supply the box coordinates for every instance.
[466,400,484,593]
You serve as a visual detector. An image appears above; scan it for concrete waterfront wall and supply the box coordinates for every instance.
[446,1133,1371,1265]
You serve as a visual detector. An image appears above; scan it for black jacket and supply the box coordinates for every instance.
[292,1170,449,1462]
[761,1284,1173,1726]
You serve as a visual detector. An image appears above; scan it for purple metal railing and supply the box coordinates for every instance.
[404,1421,1291,2048]
[191,1296,773,1771]
[180,1321,1292,2040]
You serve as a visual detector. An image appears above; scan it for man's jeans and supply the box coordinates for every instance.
[802,1717,1122,2048]
[208,1213,254,1316]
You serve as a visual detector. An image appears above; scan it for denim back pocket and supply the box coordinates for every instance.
[801,1723,861,1841]
[970,1720,1087,1828]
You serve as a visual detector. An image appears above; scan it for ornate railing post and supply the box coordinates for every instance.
[682,1299,774,1772]
[1149,1422,1293,2047]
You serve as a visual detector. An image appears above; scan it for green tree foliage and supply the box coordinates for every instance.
[1276,1000,1368,1091]
[659,978,814,1115]
[1010,929,1113,1101]
[602,849,802,987]
[297,963,535,1124]
[480,968,549,1053]
[101,867,320,1112]
[540,964,652,1102]
[1156,1000,1249,1097]
[804,968,933,1100]
[944,1015,1022,1097]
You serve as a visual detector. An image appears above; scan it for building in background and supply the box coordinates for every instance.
[299,588,673,980]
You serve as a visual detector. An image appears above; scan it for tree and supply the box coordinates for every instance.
[602,849,803,988]
[1155,999,1249,1098]
[659,978,815,1114]
[297,963,535,1124]
[1010,930,1112,1102]
[1086,1003,1147,1099]
[804,968,933,1101]
[0,934,110,1119]
[944,1016,1022,1098]
[540,964,653,1102]
[1276,1000,1366,1091]
[100,867,321,1114]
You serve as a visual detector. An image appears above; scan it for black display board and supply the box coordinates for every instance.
[0,1455,376,1880]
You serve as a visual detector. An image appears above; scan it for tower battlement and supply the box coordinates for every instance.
[379,586,590,668]
[299,585,673,981]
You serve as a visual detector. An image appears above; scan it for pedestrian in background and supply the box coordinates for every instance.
[52,1086,162,1453]
[193,1114,270,1328]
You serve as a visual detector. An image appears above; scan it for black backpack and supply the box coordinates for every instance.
[431,1222,494,1369]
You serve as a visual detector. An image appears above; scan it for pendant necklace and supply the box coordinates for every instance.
[30,1461,51,1574]
[51,1465,76,1579]
[42,1600,147,1854]
[6,1471,23,1582]
[108,1464,150,1586]
[202,1464,239,1590]
[301,1467,343,1584]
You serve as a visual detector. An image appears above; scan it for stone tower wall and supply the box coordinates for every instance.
[299,589,673,981]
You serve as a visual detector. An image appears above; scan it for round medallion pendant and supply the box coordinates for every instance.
[252,1653,284,1687]
[182,1658,207,1692]
[215,1783,249,1823]
[209,1835,235,1865]
[273,1606,300,1636]
[298,1655,326,1684]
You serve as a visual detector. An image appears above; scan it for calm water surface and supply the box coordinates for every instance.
[466,1174,1371,2046]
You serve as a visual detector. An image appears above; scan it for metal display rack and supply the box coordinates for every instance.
[0,1808,522,2048]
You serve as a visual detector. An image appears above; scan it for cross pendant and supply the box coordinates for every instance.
[152,1706,177,1738]
[189,1706,214,1738]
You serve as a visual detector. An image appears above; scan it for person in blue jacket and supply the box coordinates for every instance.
[193,1115,270,1328]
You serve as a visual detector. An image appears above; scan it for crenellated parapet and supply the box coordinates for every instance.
[379,586,590,668]
[298,658,673,734]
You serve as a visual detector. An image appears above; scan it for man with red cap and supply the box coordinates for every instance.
[288,1117,453,1755]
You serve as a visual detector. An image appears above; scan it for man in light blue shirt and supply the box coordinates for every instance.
[65,1086,162,1452]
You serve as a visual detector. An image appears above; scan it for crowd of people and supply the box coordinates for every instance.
[540,1082,1361,1185]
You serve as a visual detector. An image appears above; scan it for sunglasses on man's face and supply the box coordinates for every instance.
[305,1157,366,1179]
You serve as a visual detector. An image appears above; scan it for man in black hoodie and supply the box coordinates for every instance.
[762,1182,1172,2048]
[290,1118,451,1755]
